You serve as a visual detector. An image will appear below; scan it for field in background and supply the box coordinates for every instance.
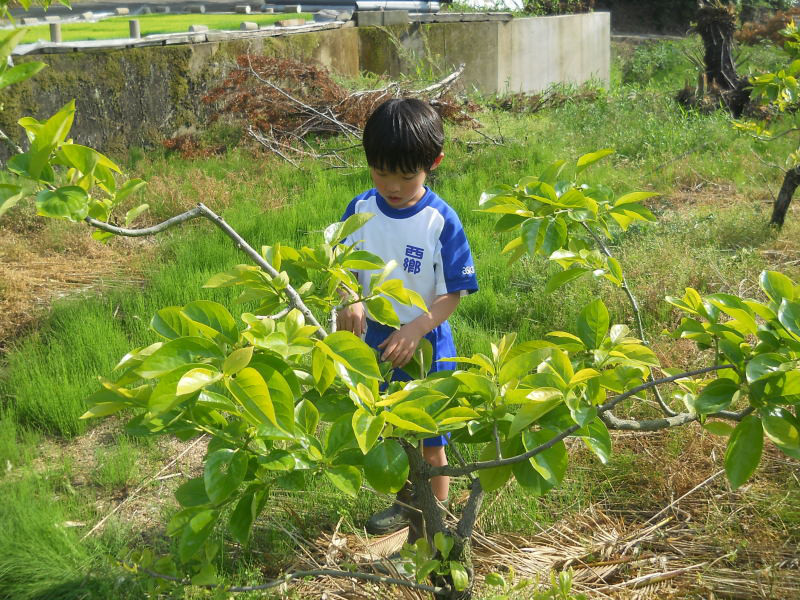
[0,36,799,599]
[9,12,313,43]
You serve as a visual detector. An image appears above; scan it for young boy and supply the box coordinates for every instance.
[337,98,478,535]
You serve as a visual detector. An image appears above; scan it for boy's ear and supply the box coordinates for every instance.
[430,153,445,171]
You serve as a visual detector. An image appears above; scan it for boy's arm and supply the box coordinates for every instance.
[378,292,461,368]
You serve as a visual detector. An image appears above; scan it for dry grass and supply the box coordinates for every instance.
[0,223,151,345]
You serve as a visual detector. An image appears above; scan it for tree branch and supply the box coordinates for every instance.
[0,125,23,156]
[601,405,754,430]
[455,478,484,541]
[431,363,734,477]
[580,222,677,417]
[127,563,449,594]
[84,203,327,338]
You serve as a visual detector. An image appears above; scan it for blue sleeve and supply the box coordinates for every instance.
[439,211,478,295]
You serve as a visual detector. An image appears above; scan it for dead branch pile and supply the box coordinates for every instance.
[737,7,800,46]
[200,56,477,167]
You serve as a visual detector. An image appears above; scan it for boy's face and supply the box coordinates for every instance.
[370,154,443,210]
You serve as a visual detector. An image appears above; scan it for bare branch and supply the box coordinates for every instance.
[128,563,449,595]
[0,126,24,156]
[412,63,465,98]
[431,363,735,477]
[455,479,484,540]
[601,410,696,431]
[580,221,676,417]
[84,204,327,338]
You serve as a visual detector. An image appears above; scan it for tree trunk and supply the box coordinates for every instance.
[771,165,800,226]
[695,5,739,92]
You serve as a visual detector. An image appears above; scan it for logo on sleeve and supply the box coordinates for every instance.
[403,245,424,275]
[462,265,475,275]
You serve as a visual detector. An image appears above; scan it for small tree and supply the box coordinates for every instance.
[3,28,800,600]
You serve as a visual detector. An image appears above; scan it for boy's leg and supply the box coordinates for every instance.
[422,444,449,501]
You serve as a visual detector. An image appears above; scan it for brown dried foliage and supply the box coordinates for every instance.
[200,56,477,164]
[736,7,800,45]
[162,134,224,160]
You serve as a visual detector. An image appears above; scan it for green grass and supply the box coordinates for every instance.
[2,35,800,598]
[11,13,312,44]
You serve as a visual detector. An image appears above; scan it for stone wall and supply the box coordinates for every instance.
[1,14,609,157]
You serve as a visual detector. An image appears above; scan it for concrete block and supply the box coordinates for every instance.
[235,4,251,13]
[382,10,408,25]
[49,22,62,43]
[155,5,171,13]
[80,11,94,20]
[114,7,130,15]
[189,24,209,32]
[189,5,206,13]
[282,5,301,12]
[276,18,305,26]
[260,5,274,12]
[240,21,258,30]
[355,11,381,27]
[21,17,39,25]
[45,15,61,22]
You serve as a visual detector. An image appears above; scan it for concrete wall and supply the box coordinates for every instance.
[1,14,609,157]
[359,13,610,94]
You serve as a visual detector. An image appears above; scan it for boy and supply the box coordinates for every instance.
[337,98,478,535]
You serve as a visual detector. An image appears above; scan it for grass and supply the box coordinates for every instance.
[1,35,800,599]
[9,13,313,44]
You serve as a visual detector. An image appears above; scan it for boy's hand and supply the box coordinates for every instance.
[337,302,366,337]
[378,322,425,368]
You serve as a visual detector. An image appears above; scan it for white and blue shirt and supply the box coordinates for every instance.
[342,187,478,324]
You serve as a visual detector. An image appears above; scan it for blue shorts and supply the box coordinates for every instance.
[365,318,456,447]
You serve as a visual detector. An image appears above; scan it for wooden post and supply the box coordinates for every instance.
[49,22,62,43]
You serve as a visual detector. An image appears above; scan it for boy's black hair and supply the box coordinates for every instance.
[362,98,444,174]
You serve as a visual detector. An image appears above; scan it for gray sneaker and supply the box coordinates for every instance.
[365,503,410,535]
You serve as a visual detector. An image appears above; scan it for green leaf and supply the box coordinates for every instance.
[449,561,469,592]
[151,306,197,340]
[324,465,362,497]
[745,353,785,383]
[352,409,385,454]
[541,217,567,256]
[227,367,278,428]
[577,418,611,464]
[507,391,563,438]
[760,270,795,305]
[544,267,590,294]
[294,399,320,435]
[29,100,75,179]
[340,249,385,270]
[724,416,763,490]
[204,449,248,504]
[695,378,739,415]
[577,299,609,350]
[0,29,28,65]
[182,300,239,345]
[778,298,800,339]
[229,489,267,545]
[223,346,254,376]
[176,367,222,395]
[364,296,401,328]
[311,346,336,394]
[364,439,409,494]
[175,478,211,507]
[0,184,23,219]
[399,338,434,380]
[576,148,613,173]
[761,407,800,450]
[383,405,438,433]
[115,178,147,203]
[614,191,658,207]
[477,443,512,492]
[434,531,455,560]
[35,186,88,222]
[325,212,373,244]
[318,332,381,380]
[522,429,568,488]
[60,143,121,175]
[137,337,224,379]
[178,509,218,562]
[125,203,150,226]
[0,61,46,90]
[703,421,735,437]
[485,573,506,587]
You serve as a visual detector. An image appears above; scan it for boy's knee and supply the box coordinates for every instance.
[422,445,447,467]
